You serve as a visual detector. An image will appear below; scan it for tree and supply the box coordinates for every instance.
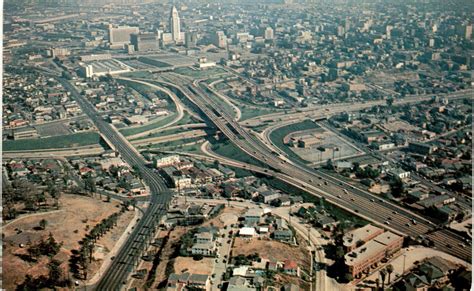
[39,219,48,230]
[380,269,387,290]
[386,264,394,285]
[343,273,353,282]
[84,174,96,195]
[48,259,63,286]
[386,97,394,107]
[389,176,405,197]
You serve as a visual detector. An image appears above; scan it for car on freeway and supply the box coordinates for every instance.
[392,211,398,215]
[411,219,417,225]
[370,199,375,202]
[384,221,390,225]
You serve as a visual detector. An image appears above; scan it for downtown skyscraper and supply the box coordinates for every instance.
[169,6,181,43]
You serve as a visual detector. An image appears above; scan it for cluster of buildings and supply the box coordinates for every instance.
[3,72,82,139]
[343,224,403,278]
[75,77,170,126]
[238,208,294,243]
[69,154,148,196]
[152,154,236,190]
[393,256,470,290]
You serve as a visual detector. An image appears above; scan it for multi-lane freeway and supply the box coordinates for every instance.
[134,76,470,262]
[58,78,173,290]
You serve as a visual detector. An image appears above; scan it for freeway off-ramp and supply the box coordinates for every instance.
[57,72,471,289]
[144,76,471,263]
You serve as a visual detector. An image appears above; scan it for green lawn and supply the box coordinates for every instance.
[120,71,155,79]
[239,106,275,121]
[119,114,177,136]
[3,132,101,151]
[175,112,200,126]
[137,57,173,68]
[174,67,229,79]
[269,120,317,164]
[139,137,204,151]
[211,139,267,168]
[203,87,236,118]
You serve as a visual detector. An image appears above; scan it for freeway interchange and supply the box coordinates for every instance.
[61,73,470,289]
[156,77,471,262]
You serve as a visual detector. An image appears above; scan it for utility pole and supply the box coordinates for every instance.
[402,254,406,274]
[289,205,292,226]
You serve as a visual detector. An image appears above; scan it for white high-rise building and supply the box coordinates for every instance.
[264,27,274,40]
[108,25,139,46]
[169,6,181,43]
[213,31,227,48]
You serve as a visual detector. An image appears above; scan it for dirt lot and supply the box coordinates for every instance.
[201,205,244,229]
[232,237,311,271]
[2,194,127,290]
[173,257,214,275]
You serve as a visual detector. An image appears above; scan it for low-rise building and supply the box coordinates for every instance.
[345,231,403,278]
[191,242,216,256]
[343,224,384,252]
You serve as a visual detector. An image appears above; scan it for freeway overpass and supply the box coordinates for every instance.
[137,77,471,262]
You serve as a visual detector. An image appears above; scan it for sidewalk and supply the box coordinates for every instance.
[86,207,143,286]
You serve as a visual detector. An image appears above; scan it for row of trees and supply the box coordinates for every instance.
[70,210,123,280]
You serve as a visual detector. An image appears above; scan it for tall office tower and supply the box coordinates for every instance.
[264,27,274,40]
[169,6,181,43]
[212,31,227,49]
[185,31,198,48]
[344,18,351,32]
[386,25,393,39]
[337,26,345,37]
[108,25,139,46]
[466,24,472,40]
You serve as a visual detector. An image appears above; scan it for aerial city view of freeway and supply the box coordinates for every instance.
[2,0,473,290]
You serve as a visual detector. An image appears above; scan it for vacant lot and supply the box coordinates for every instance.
[35,122,72,137]
[2,194,125,290]
[232,237,311,270]
[173,257,214,275]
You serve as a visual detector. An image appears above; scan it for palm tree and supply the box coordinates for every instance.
[375,278,380,290]
[386,264,394,285]
[380,269,387,290]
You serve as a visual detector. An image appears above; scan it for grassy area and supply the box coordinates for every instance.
[175,112,200,126]
[269,120,317,164]
[130,126,191,141]
[214,82,231,91]
[3,132,100,151]
[239,106,275,121]
[137,57,173,68]
[174,67,229,79]
[203,87,236,118]
[211,139,267,168]
[120,71,155,79]
[140,137,203,150]
[119,114,177,136]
